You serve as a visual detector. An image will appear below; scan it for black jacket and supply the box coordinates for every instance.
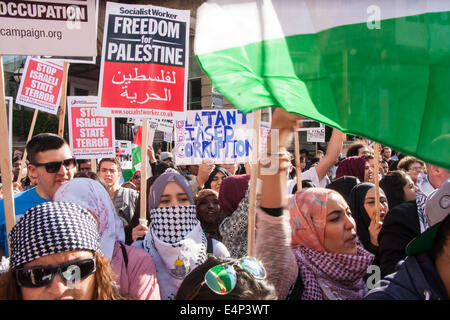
[364,253,448,300]
[378,200,420,277]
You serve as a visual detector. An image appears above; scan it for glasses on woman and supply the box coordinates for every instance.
[409,165,423,172]
[15,255,96,288]
[203,257,266,295]
[32,158,76,173]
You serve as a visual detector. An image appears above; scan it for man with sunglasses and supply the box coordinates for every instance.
[0,133,76,257]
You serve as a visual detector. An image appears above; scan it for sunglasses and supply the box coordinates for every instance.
[204,257,266,295]
[32,158,76,173]
[15,256,96,288]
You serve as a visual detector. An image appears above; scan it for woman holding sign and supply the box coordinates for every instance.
[133,169,230,300]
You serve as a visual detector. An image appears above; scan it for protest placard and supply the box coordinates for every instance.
[175,109,254,165]
[67,96,115,159]
[15,57,64,114]
[97,2,190,120]
[115,139,132,170]
[0,0,98,56]
[307,127,326,143]
[157,118,174,133]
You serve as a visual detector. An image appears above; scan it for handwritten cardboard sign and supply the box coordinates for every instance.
[15,57,64,114]
[175,109,254,165]
[97,2,190,120]
[67,96,115,159]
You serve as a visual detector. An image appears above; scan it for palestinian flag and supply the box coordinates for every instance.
[122,126,143,181]
[195,0,450,169]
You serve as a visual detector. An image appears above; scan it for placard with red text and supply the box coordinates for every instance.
[67,96,115,159]
[15,57,64,114]
[97,2,190,120]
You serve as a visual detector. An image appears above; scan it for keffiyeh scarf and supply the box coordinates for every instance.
[143,205,207,299]
[293,246,374,300]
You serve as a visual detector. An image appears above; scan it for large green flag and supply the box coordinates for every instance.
[195,0,450,169]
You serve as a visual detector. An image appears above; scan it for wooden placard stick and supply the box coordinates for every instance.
[57,62,69,138]
[294,131,302,192]
[247,109,261,257]
[0,56,16,253]
[140,119,149,223]
[373,143,381,224]
[16,109,38,183]
[90,158,97,172]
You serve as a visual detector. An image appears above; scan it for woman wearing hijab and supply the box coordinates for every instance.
[218,174,251,258]
[287,188,375,299]
[195,189,223,241]
[348,183,389,264]
[203,166,231,194]
[335,156,373,183]
[134,169,230,300]
[326,175,360,205]
[53,178,161,300]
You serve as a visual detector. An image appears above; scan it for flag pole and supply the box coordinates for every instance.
[140,118,149,223]
[374,143,381,224]
[57,62,69,138]
[247,109,261,256]
[16,109,38,183]
[294,130,302,192]
[0,56,16,253]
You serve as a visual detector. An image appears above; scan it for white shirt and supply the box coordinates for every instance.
[287,167,327,194]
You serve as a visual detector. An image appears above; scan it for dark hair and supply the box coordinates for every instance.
[174,255,277,300]
[154,161,173,175]
[26,133,67,164]
[346,143,367,157]
[77,159,90,166]
[327,176,360,204]
[361,154,374,161]
[74,172,108,191]
[379,170,409,209]
[430,214,450,261]
[98,158,122,172]
[291,180,317,194]
[204,166,231,190]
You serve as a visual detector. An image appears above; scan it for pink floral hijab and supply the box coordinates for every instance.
[288,188,331,251]
[53,178,125,261]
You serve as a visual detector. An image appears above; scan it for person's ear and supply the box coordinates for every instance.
[27,164,38,180]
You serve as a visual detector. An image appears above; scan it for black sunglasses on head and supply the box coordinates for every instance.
[15,256,96,288]
[32,158,76,173]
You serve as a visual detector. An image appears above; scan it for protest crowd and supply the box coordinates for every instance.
[0,0,449,303]
[0,107,449,301]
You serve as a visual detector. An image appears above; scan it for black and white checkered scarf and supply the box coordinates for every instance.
[9,201,101,269]
[150,205,198,244]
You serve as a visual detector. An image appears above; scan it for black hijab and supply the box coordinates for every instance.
[348,182,377,254]
[327,176,360,205]
[204,166,231,190]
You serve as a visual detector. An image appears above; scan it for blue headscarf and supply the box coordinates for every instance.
[148,169,194,210]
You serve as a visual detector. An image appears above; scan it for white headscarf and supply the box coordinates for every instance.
[53,178,125,261]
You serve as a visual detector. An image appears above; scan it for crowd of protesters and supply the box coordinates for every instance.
[0,107,449,300]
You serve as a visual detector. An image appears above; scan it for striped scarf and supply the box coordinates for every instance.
[293,246,374,300]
